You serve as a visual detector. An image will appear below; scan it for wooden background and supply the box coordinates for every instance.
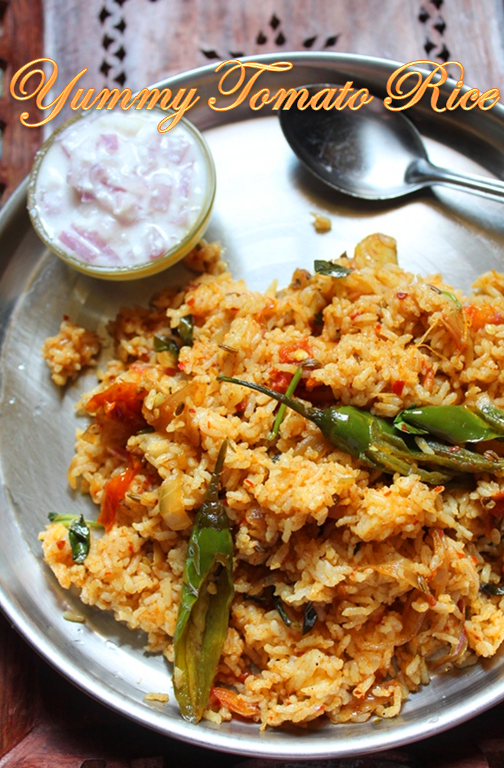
[3,0,504,199]
[2,1,504,766]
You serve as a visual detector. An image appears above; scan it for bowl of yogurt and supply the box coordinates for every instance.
[27,109,216,279]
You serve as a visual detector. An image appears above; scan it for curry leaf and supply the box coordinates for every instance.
[302,602,318,634]
[154,336,180,356]
[48,512,103,530]
[272,594,318,635]
[272,593,299,629]
[314,260,352,278]
[177,315,194,347]
[48,513,101,563]
[481,582,504,596]
[68,515,91,564]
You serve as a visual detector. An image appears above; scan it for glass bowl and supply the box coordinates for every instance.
[27,109,216,280]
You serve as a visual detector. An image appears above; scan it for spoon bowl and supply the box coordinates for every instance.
[279,84,504,202]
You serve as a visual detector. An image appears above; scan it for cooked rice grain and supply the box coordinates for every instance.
[40,237,504,729]
[42,319,101,386]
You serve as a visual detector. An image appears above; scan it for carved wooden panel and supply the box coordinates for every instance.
[43,0,504,105]
[0,0,43,203]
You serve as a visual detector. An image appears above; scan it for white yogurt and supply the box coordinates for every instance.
[31,110,213,271]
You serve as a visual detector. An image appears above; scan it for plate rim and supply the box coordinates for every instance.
[2,50,504,759]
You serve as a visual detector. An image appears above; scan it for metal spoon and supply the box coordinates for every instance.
[278,84,504,202]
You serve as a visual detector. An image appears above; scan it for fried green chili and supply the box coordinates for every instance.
[394,405,504,444]
[472,398,504,435]
[173,441,234,723]
[217,376,504,481]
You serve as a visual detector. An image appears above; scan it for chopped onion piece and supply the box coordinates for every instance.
[159,475,192,530]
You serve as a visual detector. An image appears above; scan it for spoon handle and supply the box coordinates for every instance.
[408,157,504,202]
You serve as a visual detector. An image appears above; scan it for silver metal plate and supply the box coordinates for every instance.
[1,53,504,760]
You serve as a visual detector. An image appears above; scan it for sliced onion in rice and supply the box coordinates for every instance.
[292,433,328,457]
[159,475,192,530]
[371,560,434,601]
[398,594,427,646]
[431,625,469,669]
[146,380,203,431]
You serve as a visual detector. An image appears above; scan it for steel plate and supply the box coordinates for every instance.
[1,53,504,760]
